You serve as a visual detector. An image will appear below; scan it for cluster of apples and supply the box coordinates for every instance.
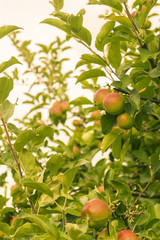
[81,198,140,239]
[93,89,134,130]
[50,100,69,116]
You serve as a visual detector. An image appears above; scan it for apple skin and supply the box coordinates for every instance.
[94,89,110,109]
[73,145,80,157]
[98,185,104,192]
[117,113,134,130]
[81,198,110,227]
[117,230,140,240]
[50,107,62,116]
[103,92,124,115]
[91,110,101,119]
[60,101,69,112]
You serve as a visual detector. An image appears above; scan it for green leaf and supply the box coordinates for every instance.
[95,21,115,51]
[112,134,121,159]
[149,63,160,78]
[109,180,132,203]
[0,57,21,74]
[0,25,22,39]
[21,178,53,198]
[75,26,92,46]
[129,89,140,110]
[0,223,10,235]
[50,0,64,11]
[19,149,39,178]
[46,154,66,175]
[107,14,132,28]
[68,14,83,32]
[102,128,123,153]
[108,41,121,69]
[120,139,130,161]
[70,97,93,106]
[76,69,106,83]
[62,167,78,194]
[100,0,122,12]
[14,222,44,238]
[41,18,71,34]
[14,129,36,152]
[0,77,13,104]
[101,114,116,135]
[81,54,106,66]
[31,125,54,146]
[139,0,157,26]
[7,123,21,135]
[2,100,15,122]
[23,214,59,239]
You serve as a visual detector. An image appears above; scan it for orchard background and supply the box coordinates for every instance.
[0,0,160,239]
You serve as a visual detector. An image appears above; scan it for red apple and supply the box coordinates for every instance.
[60,101,69,112]
[103,92,124,115]
[81,198,110,227]
[73,145,80,157]
[117,230,140,240]
[98,185,104,192]
[93,89,110,109]
[50,107,62,116]
[91,110,101,119]
[117,113,134,129]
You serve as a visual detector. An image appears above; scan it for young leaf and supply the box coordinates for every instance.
[0,25,22,39]
[14,223,44,238]
[2,100,15,122]
[41,18,71,34]
[100,0,122,12]
[76,69,106,83]
[81,54,106,66]
[107,15,132,28]
[21,178,53,198]
[70,97,93,106]
[62,167,78,194]
[108,41,122,69]
[0,77,13,104]
[68,14,83,32]
[75,26,92,46]
[50,0,64,11]
[139,0,157,26]
[95,21,115,51]
[14,129,36,152]
[0,57,21,74]
[23,214,59,239]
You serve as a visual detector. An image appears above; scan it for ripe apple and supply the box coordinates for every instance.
[53,101,61,108]
[10,184,18,191]
[98,185,104,192]
[81,198,110,227]
[117,230,140,240]
[91,110,101,119]
[10,216,18,225]
[73,145,80,157]
[117,113,134,129]
[60,101,69,112]
[50,107,62,116]
[93,89,110,109]
[103,92,124,115]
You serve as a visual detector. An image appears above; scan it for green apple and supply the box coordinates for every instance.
[81,198,110,228]
[117,113,134,129]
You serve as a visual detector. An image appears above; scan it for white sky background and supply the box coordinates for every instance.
[0,0,160,196]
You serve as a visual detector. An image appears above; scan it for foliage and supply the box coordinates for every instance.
[0,1,160,239]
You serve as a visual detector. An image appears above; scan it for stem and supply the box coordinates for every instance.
[129,176,153,211]
[62,197,67,232]
[114,87,160,104]
[0,114,36,214]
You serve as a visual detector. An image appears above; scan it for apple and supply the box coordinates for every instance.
[53,101,61,108]
[10,216,18,225]
[91,110,101,119]
[73,145,80,157]
[94,120,101,125]
[131,12,137,17]
[81,198,110,227]
[117,113,134,129]
[117,230,140,240]
[103,92,124,115]
[50,106,62,116]
[93,89,110,109]
[73,119,83,127]
[60,101,69,112]
[98,185,104,192]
